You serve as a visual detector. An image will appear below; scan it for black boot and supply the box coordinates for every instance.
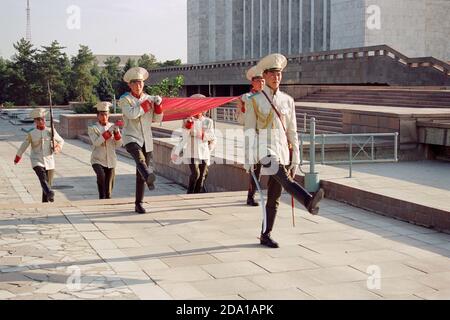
[260,206,279,248]
[260,233,279,248]
[272,166,324,215]
[136,162,156,191]
[47,190,55,202]
[146,172,156,191]
[306,189,324,215]
[246,196,259,207]
[135,203,146,214]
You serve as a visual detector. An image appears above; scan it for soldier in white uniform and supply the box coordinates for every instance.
[14,108,64,203]
[172,108,216,194]
[237,66,265,206]
[119,67,164,214]
[244,54,324,248]
[88,102,123,199]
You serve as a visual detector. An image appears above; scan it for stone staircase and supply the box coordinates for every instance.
[296,105,343,134]
[300,88,450,109]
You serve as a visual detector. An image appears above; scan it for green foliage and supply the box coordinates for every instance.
[0,57,11,103]
[96,70,114,101]
[35,41,71,105]
[2,101,15,108]
[0,39,184,107]
[73,94,98,114]
[159,59,182,67]
[138,54,158,70]
[103,56,122,94]
[147,76,184,97]
[118,58,138,96]
[8,38,37,105]
[70,45,96,102]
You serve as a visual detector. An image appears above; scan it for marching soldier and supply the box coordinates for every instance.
[14,108,64,203]
[238,66,265,206]
[172,107,216,194]
[244,54,324,248]
[88,102,123,199]
[119,67,163,214]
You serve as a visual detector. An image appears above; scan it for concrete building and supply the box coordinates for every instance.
[187,0,450,64]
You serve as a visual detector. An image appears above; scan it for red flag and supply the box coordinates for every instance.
[161,97,239,122]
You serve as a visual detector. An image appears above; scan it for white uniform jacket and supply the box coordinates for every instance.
[118,92,164,151]
[88,122,123,168]
[16,127,65,170]
[244,86,300,166]
[173,116,216,165]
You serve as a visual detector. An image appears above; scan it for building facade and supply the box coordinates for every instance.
[187,0,450,64]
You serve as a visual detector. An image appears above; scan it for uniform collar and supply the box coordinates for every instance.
[96,122,112,129]
[263,85,279,97]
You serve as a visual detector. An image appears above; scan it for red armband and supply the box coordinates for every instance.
[154,103,163,115]
[14,155,21,164]
[114,131,122,141]
[185,121,194,130]
[140,100,151,113]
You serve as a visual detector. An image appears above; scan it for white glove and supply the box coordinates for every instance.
[244,163,255,173]
[287,163,299,177]
[150,95,162,105]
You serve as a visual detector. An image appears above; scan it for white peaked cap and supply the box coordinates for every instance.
[123,67,149,83]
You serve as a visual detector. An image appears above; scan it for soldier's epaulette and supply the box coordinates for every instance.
[248,92,260,99]
[119,92,130,99]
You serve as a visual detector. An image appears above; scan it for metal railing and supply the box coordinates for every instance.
[300,118,399,178]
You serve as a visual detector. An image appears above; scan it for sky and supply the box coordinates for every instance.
[0,0,188,62]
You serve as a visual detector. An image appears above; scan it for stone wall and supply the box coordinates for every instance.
[341,109,450,160]
[149,46,450,87]
[57,114,123,139]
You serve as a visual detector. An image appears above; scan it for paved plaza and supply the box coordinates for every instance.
[0,119,449,300]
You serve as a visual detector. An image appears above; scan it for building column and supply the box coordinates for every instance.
[268,0,272,54]
[260,0,263,57]
[278,0,281,53]
[311,0,315,52]
[299,0,303,53]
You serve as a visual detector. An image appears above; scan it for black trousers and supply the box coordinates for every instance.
[248,163,262,200]
[92,164,115,199]
[187,159,208,194]
[262,165,313,236]
[125,143,154,205]
[33,166,54,203]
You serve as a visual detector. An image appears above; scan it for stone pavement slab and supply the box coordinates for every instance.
[0,191,449,300]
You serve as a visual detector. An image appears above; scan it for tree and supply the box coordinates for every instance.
[123,58,137,72]
[104,56,121,95]
[147,75,184,97]
[159,59,182,67]
[138,54,158,70]
[70,45,97,103]
[0,57,12,103]
[35,41,71,105]
[118,58,138,96]
[8,38,37,105]
[96,70,114,101]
